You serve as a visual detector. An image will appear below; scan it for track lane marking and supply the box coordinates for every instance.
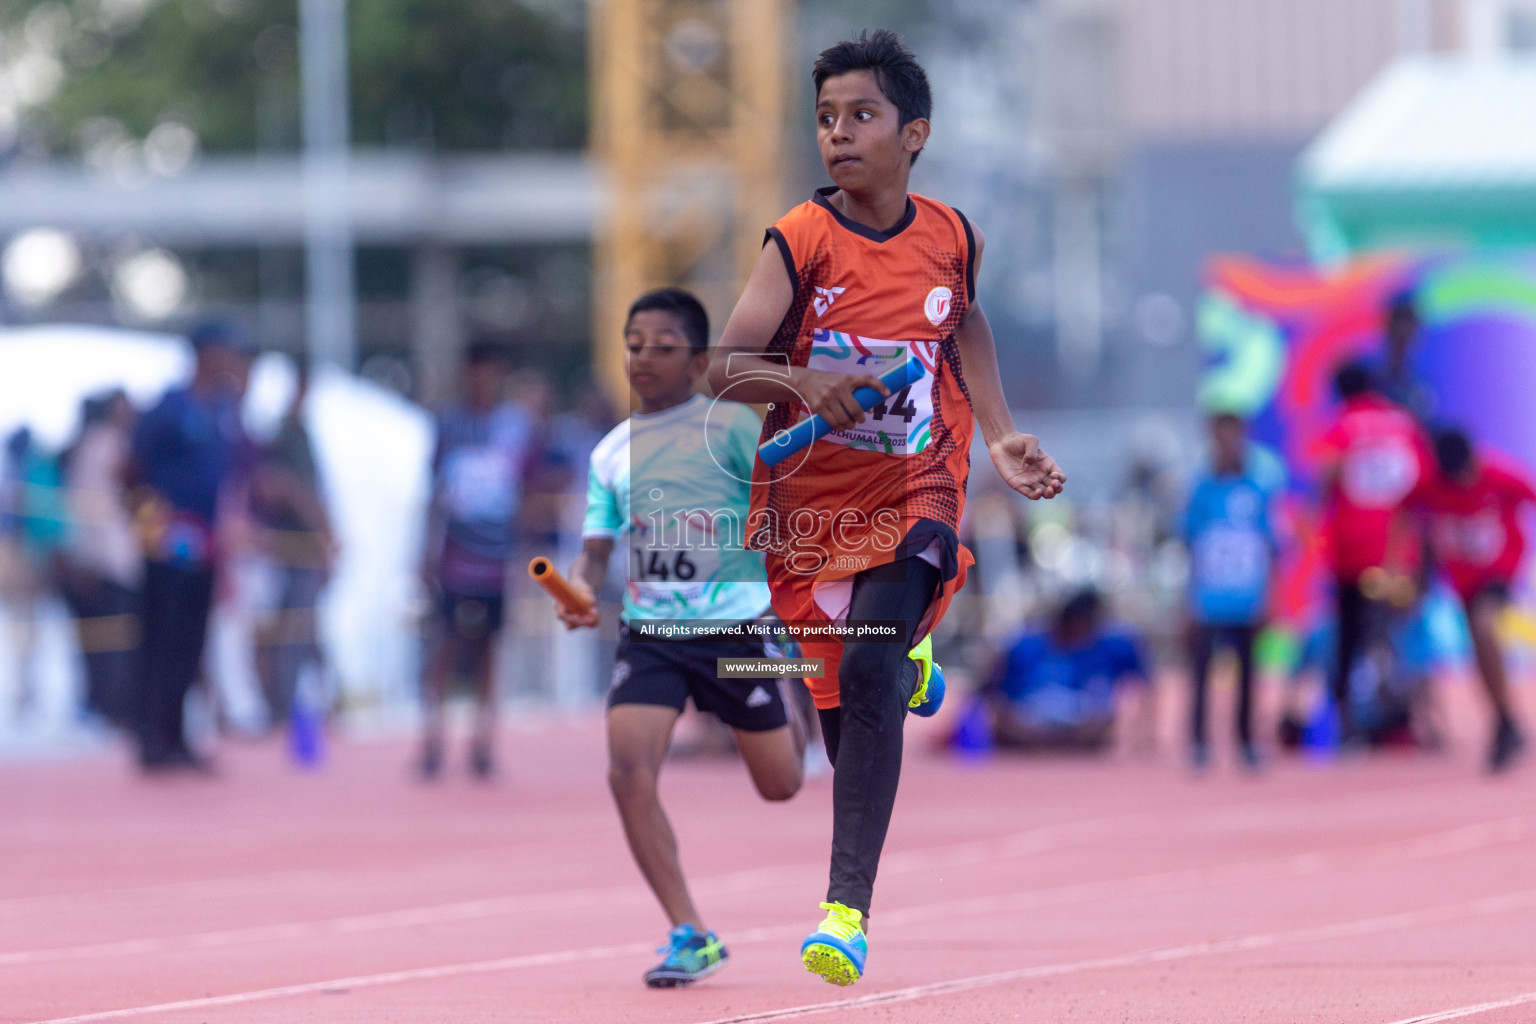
[32,886,1536,1024]
[23,819,1532,1023]
[6,795,1522,969]
[0,815,1130,968]
[692,889,1536,1024]
[0,762,1495,912]
[1383,991,1536,1023]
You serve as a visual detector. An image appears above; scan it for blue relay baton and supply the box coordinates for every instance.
[757,356,927,468]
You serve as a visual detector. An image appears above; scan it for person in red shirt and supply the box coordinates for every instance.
[1314,362,1433,742]
[1418,429,1531,771]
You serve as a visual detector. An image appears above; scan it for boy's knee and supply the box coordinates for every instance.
[757,770,803,802]
[607,758,658,802]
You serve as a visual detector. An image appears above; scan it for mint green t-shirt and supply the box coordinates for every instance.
[582,395,771,624]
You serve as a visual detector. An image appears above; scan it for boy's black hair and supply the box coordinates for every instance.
[626,287,710,353]
[1434,428,1474,477]
[463,340,511,367]
[1209,410,1245,428]
[813,29,932,165]
[1334,360,1375,400]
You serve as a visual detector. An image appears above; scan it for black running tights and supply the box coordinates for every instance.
[816,557,941,919]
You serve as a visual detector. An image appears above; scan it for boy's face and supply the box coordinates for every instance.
[624,310,705,403]
[816,70,929,193]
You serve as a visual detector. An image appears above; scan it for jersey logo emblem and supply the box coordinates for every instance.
[745,685,773,708]
[814,286,846,317]
[924,286,953,325]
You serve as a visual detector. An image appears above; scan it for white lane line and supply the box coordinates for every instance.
[0,764,1484,913]
[1383,990,1536,1024]
[0,816,1130,969]
[24,824,1534,1024]
[873,815,1530,933]
[691,889,1536,1024]
[6,800,1519,970]
[28,939,655,1024]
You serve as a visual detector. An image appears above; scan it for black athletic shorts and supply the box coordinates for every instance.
[438,591,506,640]
[608,622,790,732]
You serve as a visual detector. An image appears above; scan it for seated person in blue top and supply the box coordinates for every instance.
[987,589,1153,752]
[1182,411,1279,771]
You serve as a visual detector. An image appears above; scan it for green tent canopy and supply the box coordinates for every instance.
[1296,55,1536,263]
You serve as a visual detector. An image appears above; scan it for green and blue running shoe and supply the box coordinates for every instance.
[643,924,728,988]
[906,633,945,718]
[801,901,867,986]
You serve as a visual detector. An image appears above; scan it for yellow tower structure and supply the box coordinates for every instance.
[589,0,790,404]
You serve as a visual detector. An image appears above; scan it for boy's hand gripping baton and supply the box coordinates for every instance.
[757,357,926,468]
[527,557,595,616]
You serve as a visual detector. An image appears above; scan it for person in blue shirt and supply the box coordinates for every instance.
[130,320,254,772]
[418,342,537,780]
[990,589,1151,751]
[1366,292,1435,425]
[1183,412,1279,771]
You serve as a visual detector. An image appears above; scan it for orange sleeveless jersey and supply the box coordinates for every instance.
[742,187,978,706]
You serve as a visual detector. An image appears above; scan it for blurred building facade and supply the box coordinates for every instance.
[2,0,1533,428]
[828,0,1531,413]
[0,153,592,403]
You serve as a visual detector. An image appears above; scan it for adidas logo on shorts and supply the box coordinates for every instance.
[745,685,773,708]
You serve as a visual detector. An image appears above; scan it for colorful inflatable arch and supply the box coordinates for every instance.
[1199,253,1536,621]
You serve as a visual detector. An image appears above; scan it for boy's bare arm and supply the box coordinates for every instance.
[558,537,614,629]
[710,243,891,431]
[954,226,1065,500]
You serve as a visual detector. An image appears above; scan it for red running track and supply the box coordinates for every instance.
[4,687,1536,1024]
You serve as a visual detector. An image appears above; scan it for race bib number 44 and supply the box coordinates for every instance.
[805,330,938,456]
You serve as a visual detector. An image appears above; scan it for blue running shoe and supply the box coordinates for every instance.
[906,634,945,718]
[801,902,867,986]
[643,924,728,988]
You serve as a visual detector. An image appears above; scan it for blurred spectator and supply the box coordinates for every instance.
[1416,429,1533,771]
[986,589,1153,752]
[58,391,141,727]
[418,342,535,780]
[249,365,335,733]
[1368,292,1435,423]
[538,384,618,528]
[509,367,564,552]
[1120,453,1182,549]
[1183,412,1278,771]
[0,427,68,717]
[1276,611,1440,754]
[1314,362,1432,744]
[129,321,254,772]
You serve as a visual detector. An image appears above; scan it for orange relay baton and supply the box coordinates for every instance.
[528,557,595,616]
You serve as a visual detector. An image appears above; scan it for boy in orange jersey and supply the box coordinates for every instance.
[708,29,1065,986]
